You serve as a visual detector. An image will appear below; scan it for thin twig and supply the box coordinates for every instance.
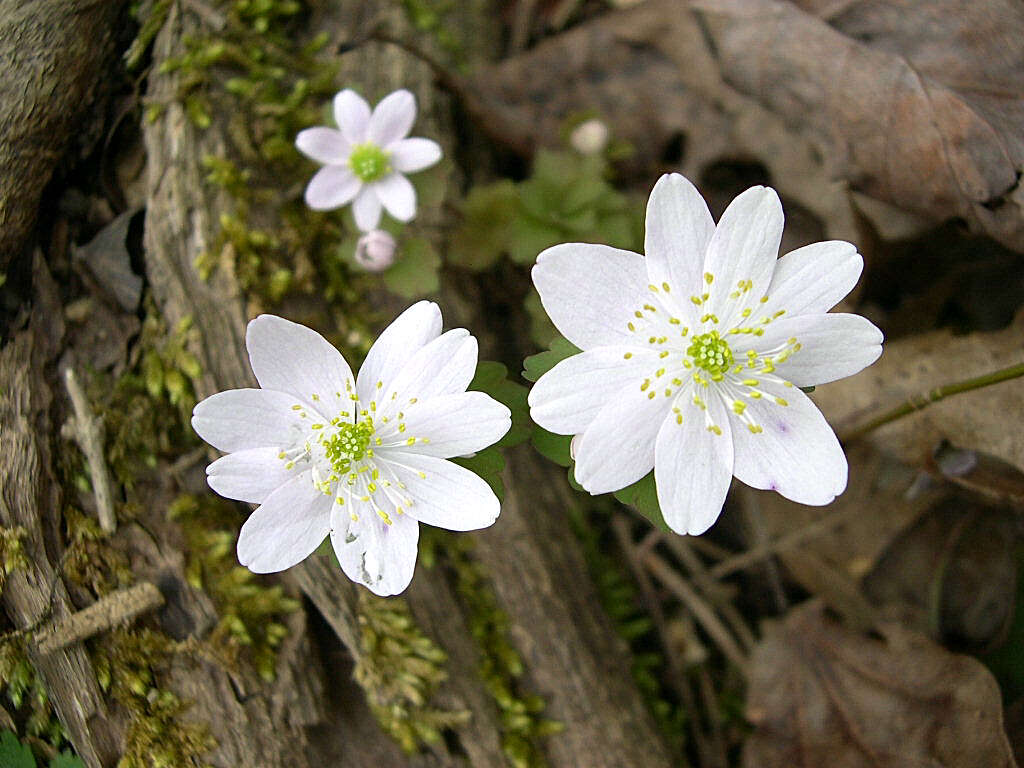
[62,367,116,534]
[841,361,1024,443]
[642,550,749,674]
[34,583,164,655]
[708,502,867,580]
[610,517,721,766]
[510,0,539,52]
[662,536,757,653]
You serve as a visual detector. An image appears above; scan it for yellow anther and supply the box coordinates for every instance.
[707,425,722,435]
[748,424,764,434]
[775,397,789,406]
[662,282,671,292]
[732,400,746,415]
[624,352,633,359]
[704,272,714,284]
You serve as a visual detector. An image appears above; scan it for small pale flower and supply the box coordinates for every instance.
[296,88,442,231]
[191,303,511,595]
[528,173,883,535]
[354,229,396,271]
[570,119,610,156]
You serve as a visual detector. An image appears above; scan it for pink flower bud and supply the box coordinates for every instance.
[354,230,396,272]
[570,119,609,156]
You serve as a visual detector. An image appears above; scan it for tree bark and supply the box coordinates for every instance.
[140,1,675,766]
[0,0,127,267]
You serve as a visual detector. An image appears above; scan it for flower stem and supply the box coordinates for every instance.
[842,360,1024,442]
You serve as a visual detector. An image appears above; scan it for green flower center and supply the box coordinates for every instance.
[323,420,375,475]
[687,331,734,376]
[348,143,391,182]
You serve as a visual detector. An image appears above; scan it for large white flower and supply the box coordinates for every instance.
[191,303,510,596]
[295,88,442,231]
[528,174,883,536]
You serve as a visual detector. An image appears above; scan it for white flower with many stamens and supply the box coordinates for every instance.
[191,303,510,596]
[296,88,442,231]
[528,174,883,535]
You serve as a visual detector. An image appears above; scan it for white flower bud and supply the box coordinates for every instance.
[354,230,396,272]
[570,119,610,156]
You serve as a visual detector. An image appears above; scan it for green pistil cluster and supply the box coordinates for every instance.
[348,143,392,182]
[324,421,374,474]
[687,331,734,376]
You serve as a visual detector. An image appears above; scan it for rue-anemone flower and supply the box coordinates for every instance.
[528,173,883,535]
[296,88,442,231]
[191,303,510,596]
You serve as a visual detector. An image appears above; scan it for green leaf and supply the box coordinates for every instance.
[449,181,518,270]
[522,336,581,382]
[531,428,572,467]
[49,751,86,768]
[505,215,562,265]
[452,447,505,500]
[613,473,670,532]
[383,237,440,298]
[0,731,37,768]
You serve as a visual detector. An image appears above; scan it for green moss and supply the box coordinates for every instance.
[61,508,132,597]
[89,306,201,491]
[125,0,173,73]
[422,531,561,768]
[169,494,299,682]
[92,629,213,768]
[0,526,28,593]
[0,641,66,749]
[353,591,470,753]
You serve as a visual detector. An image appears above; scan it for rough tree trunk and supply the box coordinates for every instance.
[0,0,127,267]
[139,1,674,767]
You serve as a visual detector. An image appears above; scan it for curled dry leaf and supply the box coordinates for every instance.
[815,312,1024,474]
[474,0,1024,247]
[744,600,1018,768]
[696,0,1024,250]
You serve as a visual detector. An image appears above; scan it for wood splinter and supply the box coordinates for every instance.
[61,366,117,534]
[34,582,164,656]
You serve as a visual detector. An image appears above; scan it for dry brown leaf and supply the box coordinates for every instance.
[814,313,1024,474]
[471,0,863,243]
[697,0,1024,250]
[744,600,1018,768]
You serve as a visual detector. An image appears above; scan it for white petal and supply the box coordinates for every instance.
[295,127,349,165]
[753,313,883,387]
[192,388,303,453]
[380,451,501,531]
[528,346,661,435]
[206,447,295,503]
[731,381,847,506]
[655,392,733,535]
[389,137,442,173]
[381,329,477,413]
[368,89,416,146]
[246,315,355,418]
[333,89,371,143]
[644,173,714,315]
[356,301,442,403]
[380,392,510,458]
[331,512,419,597]
[574,378,673,494]
[237,471,332,573]
[532,243,651,350]
[304,165,361,210]
[704,186,783,327]
[374,173,416,222]
[760,241,863,318]
[352,187,383,231]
